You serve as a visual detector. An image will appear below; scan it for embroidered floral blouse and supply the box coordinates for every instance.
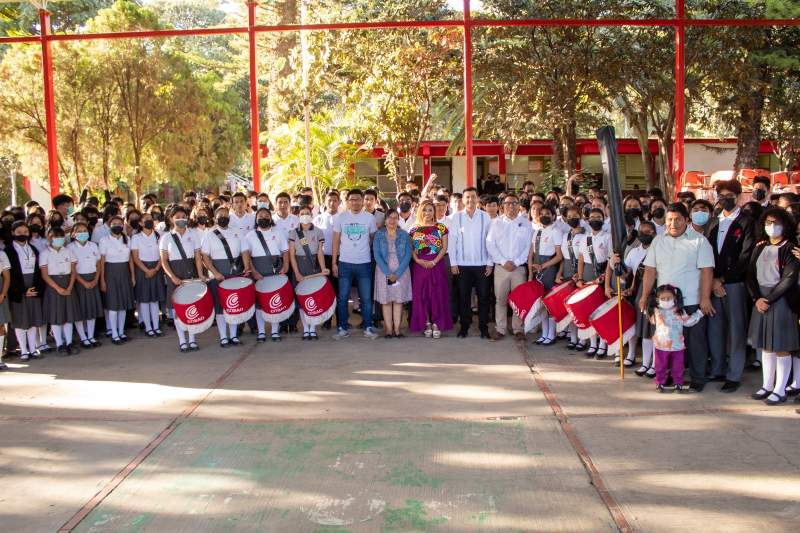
[409,223,448,256]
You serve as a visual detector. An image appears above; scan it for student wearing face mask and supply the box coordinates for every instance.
[648,199,667,235]
[396,191,416,232]
[68,222,103,349]
[99,215,135,346]
[315,191,341,329]
[289,207,328,340]
[130,213,165,338]
[6,221,46,362]
[688,199,713,236]
[555,206,586,350]
[40,227,80,355]
[0,247,10,370]
[26,214,48,253]
[751,176,771,207]
[242,208,290,342]
[747,208,800,406]
[648,285,705,392]
[125,209,142,238]
[201,206,244,348]
[160,207,204,352]
[528,204,564,345]
[576,208,611,358]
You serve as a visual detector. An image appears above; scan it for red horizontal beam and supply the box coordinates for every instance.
[4,16,799,44]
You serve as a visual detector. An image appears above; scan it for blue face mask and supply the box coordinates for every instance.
[258,202,269,210]
[51,237,65,248]
[75,232,90,243]
[691,211,709,226]
[66,205,75,216]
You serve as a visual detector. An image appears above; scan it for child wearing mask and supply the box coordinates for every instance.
[649,285,704,392]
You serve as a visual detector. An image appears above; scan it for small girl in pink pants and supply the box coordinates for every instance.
[649,285,704,393]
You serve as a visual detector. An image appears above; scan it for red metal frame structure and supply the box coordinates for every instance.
[1,2,799,198]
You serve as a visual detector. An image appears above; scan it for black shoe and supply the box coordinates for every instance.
[567,342,576,350]
[111,338,124,346]
[688,381,705,393]
[257,333,267,343]
[708,375,726,383]
[179,343,190,353]
[457,330,468,338]
[720,381,740,393]
[765,393,787,406]
[574,342,587,352]
[541,338,556,346]
[657,384,672,393]
[751,388,771,400]
[480,330,490,339]
[785,385,800,397]
[750,360,762,370]
[0,362,8,371]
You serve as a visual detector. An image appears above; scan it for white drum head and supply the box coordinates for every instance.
[589,298,617,321]
[174,282,206,305]
[220,276,252,291]
[256,274,288,293]
[566,284,597,305]
[296,276,325,296]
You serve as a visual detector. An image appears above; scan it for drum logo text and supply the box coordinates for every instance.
[186,305,200,321]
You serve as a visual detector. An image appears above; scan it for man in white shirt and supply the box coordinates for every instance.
[228,192,255,241]
[364,189,385,229]
[314,190,341,330]
[332,189,378,340]
[273,192,299,239]
[486,193,533,341]
[640,202,715,392]
[450,187,492,339]
[396,191,415,232]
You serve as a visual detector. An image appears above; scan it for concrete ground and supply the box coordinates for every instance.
[0,322,798,532]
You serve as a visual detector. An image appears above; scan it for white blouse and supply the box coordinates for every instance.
[130,231,161,263]
[530,224,564,259]
[242,229,288,258]
[201,227,242,261]
[99,235,131,264]
[13,241,37,274]
[67,241,100,275]
[40,246,76,276]
[756,244,782,288]
[159,230,200,262]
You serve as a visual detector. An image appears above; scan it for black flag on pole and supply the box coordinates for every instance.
[596,126,627,273]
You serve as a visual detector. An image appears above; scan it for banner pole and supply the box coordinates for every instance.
[616,275,625,380]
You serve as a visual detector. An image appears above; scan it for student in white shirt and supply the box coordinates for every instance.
[99,215,135,345]
[556,205,587,350]
[242,208,290,342]
[273,192,300,239]
[228,192,256,241]
[486,193,533,340]
[202,207,244,347]
[577,208,612,358]
[528,204,564,345]
[314,191,341,330]
[40,227,80,354]
[0,249,10,371]
[130,212,166,338]
[7,221,46,361]
[160,207,204,353]
[648,198,668,235]
[396,191,416,232]
[68,222,104,348]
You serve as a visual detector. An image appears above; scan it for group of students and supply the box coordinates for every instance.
[2,178,799,410]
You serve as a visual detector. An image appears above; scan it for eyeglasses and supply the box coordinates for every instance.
[503,201,519,206]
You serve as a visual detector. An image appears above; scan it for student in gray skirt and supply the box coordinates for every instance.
[747,208,800,406]
[130,212,165,338]
[99,215,135,346]
[528,204,564,345]
[6,221,46,361]
[40,227,80,355]
[68,222,103,348]
[0,249,10,370]
[288,206,328,340]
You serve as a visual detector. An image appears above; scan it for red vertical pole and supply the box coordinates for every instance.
[462,0,474,188]
[247,2,261,192]
[674,0,685,197]
[40,9,60,198]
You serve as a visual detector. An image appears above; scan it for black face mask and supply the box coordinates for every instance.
[88,216,99,226]
[752,189,767,201]
[110,225,124,235]
[257,218,273,229]
[540,216,553,226]
[625,208,641,219]
[567,218,581,228]
[399,202,412,214]
[143,220,155,230]
[651,208,665,219]
[196,216,209,226]
[29,223,42,235]
[559,206,570,217]
[13,234,29,243]
[638,233,655,245]
[589,220,604,231]
[216,216,230,228]
[50,219,63,228]
[129,219,141,231]
[720,197,737,211]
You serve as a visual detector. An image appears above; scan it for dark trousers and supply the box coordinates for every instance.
[707,282,749,382]
[456,265,490,334]
[323,255,338,328]
[683,304,709,384]
[444,255,459,323]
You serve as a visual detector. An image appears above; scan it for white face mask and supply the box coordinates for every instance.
[764,223,783,238]
[299,215,313,225]
[658,299,675,310]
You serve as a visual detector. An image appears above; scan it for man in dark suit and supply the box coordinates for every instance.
[707,179,755,393]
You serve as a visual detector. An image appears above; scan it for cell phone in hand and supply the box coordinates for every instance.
[387,277,397,286]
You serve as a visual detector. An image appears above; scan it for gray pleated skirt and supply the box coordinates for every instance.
[533,254,557,290]
[210,258,240,313]
[135,260,166,303]
[562,259,577,280]
[635,281,655,339]
[0,296,10,324]
[44,274,80,325]
[75,273,103,321]
[10,273,44,330]
[104,262,135,311]
[748,286,800,352]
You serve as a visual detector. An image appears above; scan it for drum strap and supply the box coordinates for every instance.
[587,235,599,277]
[295,228,321,275]
[567,233,577,272]
[214,229,242,275]
[534,230,542,265]
[255,230,278,275]
[171,232,188,261]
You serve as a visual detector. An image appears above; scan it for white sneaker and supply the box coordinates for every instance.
[432,324,441,339]
[424,322,433,338]
[333,328,350,340]
[363,327,379,339]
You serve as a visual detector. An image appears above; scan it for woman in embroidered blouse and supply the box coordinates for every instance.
[409,200,453,338]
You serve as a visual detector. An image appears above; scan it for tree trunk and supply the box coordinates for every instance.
[734,67,769,171]
[552,126,565,185]
[563,119,577,180]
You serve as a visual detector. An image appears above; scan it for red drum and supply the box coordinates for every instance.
[508,280,546,333]
[172,281,215,334]
[543,281,577,333]
[218,276,256,325]
[565,283,606,339]
[295,276,336,326]
[255,274,295,323]
[589,298,637,357]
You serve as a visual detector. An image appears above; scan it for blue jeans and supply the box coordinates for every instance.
[337,261,373,330]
